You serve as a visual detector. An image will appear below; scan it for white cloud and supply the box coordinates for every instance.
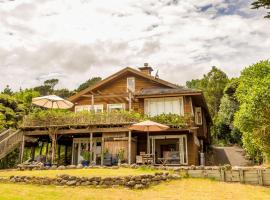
[0,0,269,91]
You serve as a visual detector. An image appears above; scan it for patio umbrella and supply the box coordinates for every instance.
[32,95,74,109]
[129,120,169,154]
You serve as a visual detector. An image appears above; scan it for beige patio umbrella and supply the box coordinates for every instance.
[129,120,169,154]
[32,95,74,109]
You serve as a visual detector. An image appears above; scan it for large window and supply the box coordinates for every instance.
[144,97,184,117]
[75,104,103,113]
[195,107,202,125]
[127,77,135,92]
[107,103,125,112]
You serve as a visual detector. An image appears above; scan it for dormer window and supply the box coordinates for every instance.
[127,77,135,92]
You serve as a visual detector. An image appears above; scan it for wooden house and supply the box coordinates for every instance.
[18,63,211,166]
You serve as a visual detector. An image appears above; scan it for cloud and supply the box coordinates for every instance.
[0,0,269,91]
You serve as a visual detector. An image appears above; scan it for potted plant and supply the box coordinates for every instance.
[81,150,90,166]
[117,148,125,165]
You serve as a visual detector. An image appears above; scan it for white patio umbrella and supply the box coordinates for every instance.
[129,120,169,154]
[32,95,74,109]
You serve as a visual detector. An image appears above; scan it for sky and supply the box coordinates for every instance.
[0,0,269,91]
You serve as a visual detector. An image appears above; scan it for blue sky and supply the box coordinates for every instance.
[0,0,269,91]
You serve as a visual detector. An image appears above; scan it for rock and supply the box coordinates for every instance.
[77,164,83,169]
[66,180,77,186]
[81,181,90,186]
[126,180,136,187]
[66,165,76,169]
[58,165,66,170]
[51,165,57,170]
[134,184,145,189]
[68,176,77,181]
[152,176,161,181]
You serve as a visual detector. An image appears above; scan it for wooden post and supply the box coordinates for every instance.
[71,142,74,165]
[128,130,131,165]
[31,145,36,161]
[128,92,132,111]
[258,169,263,185]
[64,145,68,165]
[239,169,244,183]
[147,132,150,154]
[39,142,44,155]
[101,135,104,166]
[91,94,94,111]
[45,141,49,162]
[20,135,25,164]
[90,132,93,163]
[57,144,61,164]
[220,169,226,182]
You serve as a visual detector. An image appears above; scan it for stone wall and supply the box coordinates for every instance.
[8,172,180,189]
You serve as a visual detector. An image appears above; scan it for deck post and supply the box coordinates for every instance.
[101,134,104,166]
[147,132,150,154]
[20,135,25,164]
[91,94,94,111]
[128,130,131,165]
[128,92,132,111]
[90,132,93,163]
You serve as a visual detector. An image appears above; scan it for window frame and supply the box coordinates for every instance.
[195,107,203,125]
[107,103,126,112]
[144,97,184,117]
[74,104,104,113]
[127,77,135,93]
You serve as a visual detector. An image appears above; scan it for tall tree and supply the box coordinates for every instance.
[2,85,13,95]
[252,0,270,18]
[234,60,270,163]
[186,66,229,118]
[76,77,102,92]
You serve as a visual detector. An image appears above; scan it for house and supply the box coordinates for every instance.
[18,63,211,166]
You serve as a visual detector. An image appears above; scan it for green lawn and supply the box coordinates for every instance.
[0,167,164,178]
[0,179,269,200]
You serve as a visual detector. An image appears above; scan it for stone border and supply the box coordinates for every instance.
[7,172,180,189]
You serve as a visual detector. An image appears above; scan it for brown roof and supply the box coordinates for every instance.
[137,87,202,96]
[68,67,179,102]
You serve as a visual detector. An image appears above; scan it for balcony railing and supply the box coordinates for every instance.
[21,110,194,129]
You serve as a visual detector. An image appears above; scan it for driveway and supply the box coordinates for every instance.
[212,146,251,166]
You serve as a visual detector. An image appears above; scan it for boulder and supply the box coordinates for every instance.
[51,165,57,170]
[66,180,77,186]
[126,180,136,187]
[77,164,83,169]
[57,165,66,170]
[134,184,145,189]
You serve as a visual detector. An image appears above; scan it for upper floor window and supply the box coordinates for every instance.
[75,104,103,113]
[195,107,202,125]
[144,97,184,117]
[127,77,135,92]
[107,103,125,112]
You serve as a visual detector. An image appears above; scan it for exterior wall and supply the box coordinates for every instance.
[103,132,136,163]
[187,132,199,165]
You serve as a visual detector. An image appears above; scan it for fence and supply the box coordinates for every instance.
[180,167,270,186]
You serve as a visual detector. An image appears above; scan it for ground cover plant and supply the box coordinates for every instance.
[0,167,165,178]
[0,178,269,200]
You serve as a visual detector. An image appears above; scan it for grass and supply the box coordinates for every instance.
[0,179,269,200]
[0,167,164,178]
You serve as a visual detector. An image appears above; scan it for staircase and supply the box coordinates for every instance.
[0,129,23,160]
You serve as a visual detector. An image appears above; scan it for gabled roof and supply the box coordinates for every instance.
[68,67,179,102]
[138,87,202,96]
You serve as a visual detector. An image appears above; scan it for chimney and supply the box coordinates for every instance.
[138,63,153,76]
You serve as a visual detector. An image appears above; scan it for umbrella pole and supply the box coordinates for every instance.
[147,131,150,154]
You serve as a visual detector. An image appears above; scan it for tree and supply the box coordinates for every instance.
[252,0,270,18]
[213,79,241,144]
[2,85,13,95]
[234,60,270,163]
[76,77,102,92]
[34,79,59,96]
[186,66,229,118]
[44,79,59,90]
